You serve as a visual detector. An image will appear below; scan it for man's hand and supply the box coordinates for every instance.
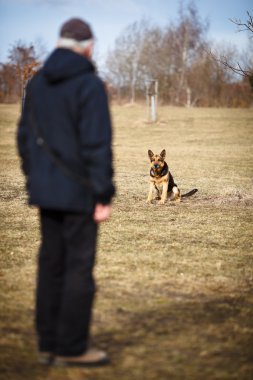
[93,204,112,223]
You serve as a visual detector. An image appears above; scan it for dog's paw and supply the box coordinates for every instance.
[158,199,166,205]
[146,199,153,204]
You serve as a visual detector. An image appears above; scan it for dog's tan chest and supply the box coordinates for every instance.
[150,173,169,185]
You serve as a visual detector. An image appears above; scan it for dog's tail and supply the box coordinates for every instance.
[181,188,198,198]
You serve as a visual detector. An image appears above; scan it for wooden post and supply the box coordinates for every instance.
[146,79,158,122]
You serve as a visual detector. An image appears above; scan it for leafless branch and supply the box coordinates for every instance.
[229,11,253,35]
[220,59,252,77]
[208,12,253,78]
[208,49,252,77]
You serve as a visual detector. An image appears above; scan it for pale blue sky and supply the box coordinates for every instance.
[0,0,252,68]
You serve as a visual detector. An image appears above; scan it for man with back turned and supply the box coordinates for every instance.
[17,18,115,367]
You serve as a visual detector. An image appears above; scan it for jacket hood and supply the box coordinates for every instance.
[43,48,95,83]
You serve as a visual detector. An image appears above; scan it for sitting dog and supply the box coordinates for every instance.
[147,149,198,204]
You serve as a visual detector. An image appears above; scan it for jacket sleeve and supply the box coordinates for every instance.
[78,76,115,204]
[17,83,31,177]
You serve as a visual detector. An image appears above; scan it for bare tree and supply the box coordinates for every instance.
[105,19,151,103]
[0,40,43,102]
[8,40,39,98]
[171,2,209,106]
[211,12,253,78]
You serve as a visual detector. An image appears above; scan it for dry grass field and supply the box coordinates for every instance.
[0,103,253,380]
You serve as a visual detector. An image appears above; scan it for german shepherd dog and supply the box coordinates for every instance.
[147,149,198,204]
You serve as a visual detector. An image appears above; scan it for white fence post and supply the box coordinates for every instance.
[146,79,158,123]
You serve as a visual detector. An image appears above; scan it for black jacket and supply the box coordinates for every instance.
[17,48,115,213]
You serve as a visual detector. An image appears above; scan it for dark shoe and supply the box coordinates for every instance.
[38,352,54,365]
[54,348,109,367]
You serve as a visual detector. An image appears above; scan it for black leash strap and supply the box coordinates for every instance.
[31,110,93,188]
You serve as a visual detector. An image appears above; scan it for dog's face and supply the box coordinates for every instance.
[148,149,166,171]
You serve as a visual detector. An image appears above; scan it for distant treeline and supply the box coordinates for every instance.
[0,3,252,107]
[104,4,252,107]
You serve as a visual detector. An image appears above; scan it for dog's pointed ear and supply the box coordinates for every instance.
[148,150,154,160]
[160,149,166,159]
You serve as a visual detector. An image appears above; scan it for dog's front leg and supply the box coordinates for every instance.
[159,181,168,204]
[147,182,154,203]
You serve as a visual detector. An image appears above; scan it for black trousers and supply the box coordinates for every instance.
[36,209,97,356]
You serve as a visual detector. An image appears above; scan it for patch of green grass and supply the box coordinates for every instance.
[0,104,253,380]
